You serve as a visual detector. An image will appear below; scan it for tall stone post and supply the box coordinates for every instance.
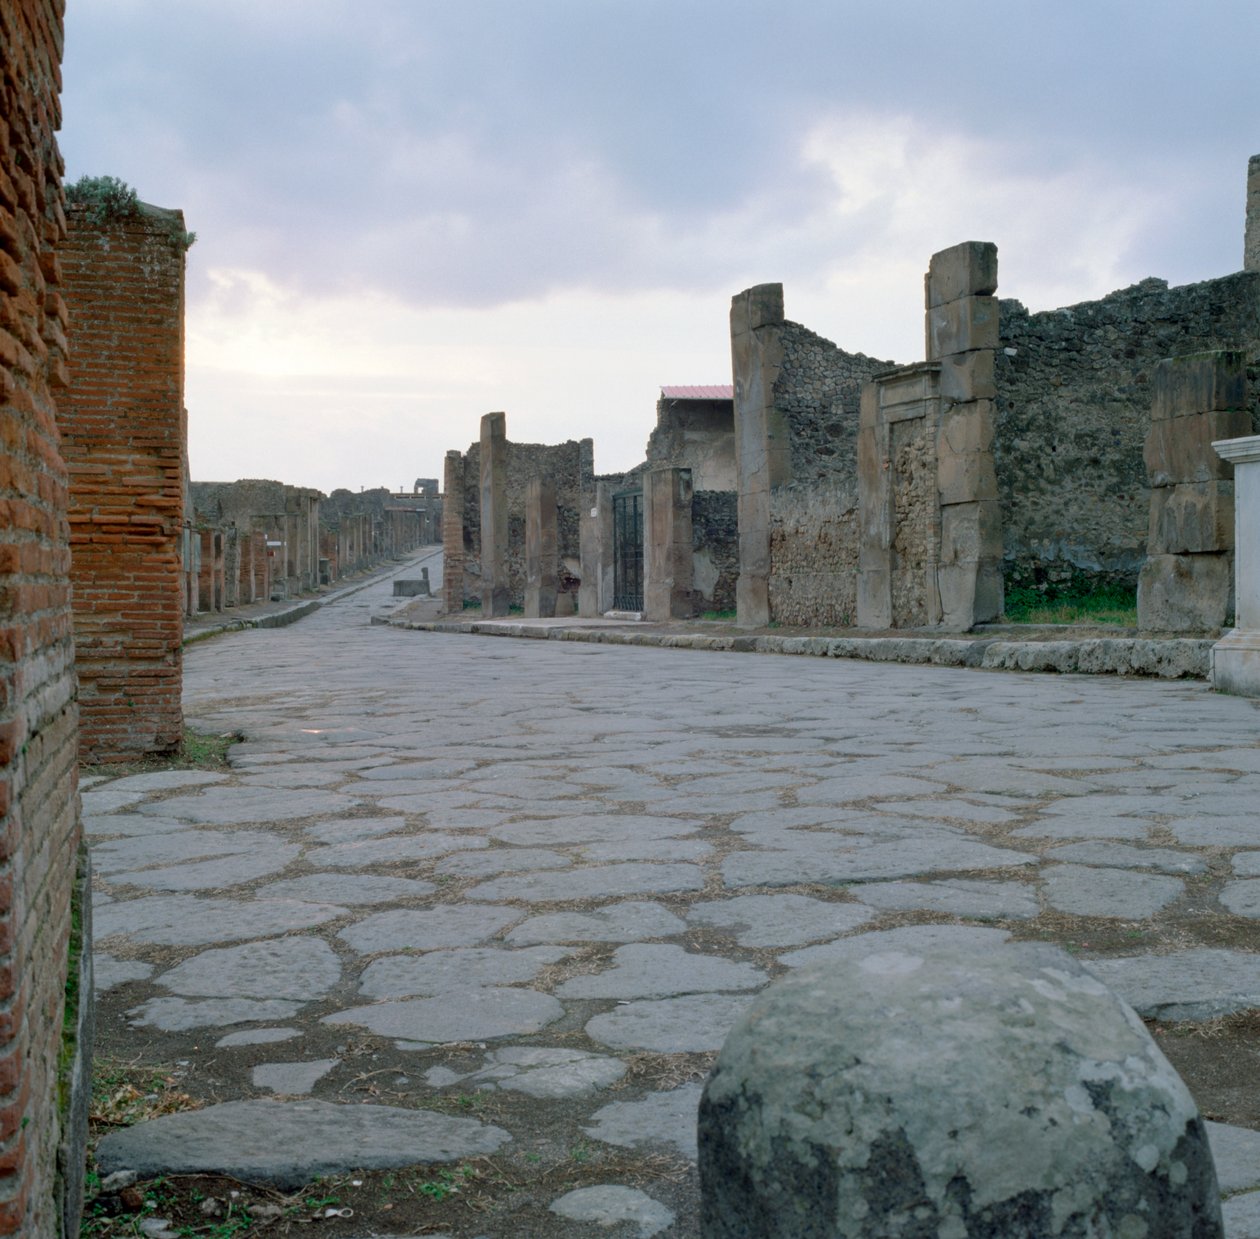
[442,450,464,614]
[480,412,510,617]
[524,476,558,618]
[1245,154,1260,273]
[1212,434,1260,696]
[579,480,614,617]
[925,241,1002,628]
[1137,351,1246,631]
[730,283,790,628]
[644,467,695,621]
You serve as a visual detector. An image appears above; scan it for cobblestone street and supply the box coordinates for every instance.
[86,561,1260,1237]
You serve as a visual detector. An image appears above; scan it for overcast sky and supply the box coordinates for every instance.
[59,0,1260,493]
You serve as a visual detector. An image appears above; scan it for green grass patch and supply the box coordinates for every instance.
[700,609,737,621]
[80,727,240,782]
[1003,584,1137,626]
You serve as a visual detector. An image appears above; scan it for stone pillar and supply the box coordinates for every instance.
[479,412,510,616]
[700,943,1222,1237]
[579,480,614,617]
[524,476,558,618]
[926,240,1002,629]
[1137,351,1246,631]
[1246,153,1260,273]
[644,467,695,621]
[1211,434,1260,696]
[441,451,466,615]
[730,283,790,628]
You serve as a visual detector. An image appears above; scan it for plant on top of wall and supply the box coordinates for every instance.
[65,175,197,249]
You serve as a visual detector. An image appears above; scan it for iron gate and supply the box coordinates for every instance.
[613,490,643,611]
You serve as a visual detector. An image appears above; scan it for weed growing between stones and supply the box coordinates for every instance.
[1003,583,1138,625]
[80,727,241,781]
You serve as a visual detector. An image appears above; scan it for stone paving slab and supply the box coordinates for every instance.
[1085,949,1260,1020]
[325,988,564,1043]
[555,944,766,999]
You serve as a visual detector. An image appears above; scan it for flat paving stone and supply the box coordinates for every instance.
[1206,1121,1260,1194]
[1011,816,1153,841]
[489,815,702,847]
[94,954,155,991]
[505,901,687,945]
[94,830,282,872]
[1045,842,1206,874]
[779,924,1013,969]
[104,771,232,793]
[1222,880,1260,917]
[687,894,875,946]
[795,774,949,803]
[556,944,766,999]
[585,993,756,1052]
[108,845,303,891]
[466,863,704,903]
[82,813,191,839]
[338,906,520,953]
[216,1028,300,1048]
[583,1083,703,1159]
[94,1098,510,1189]
[359,947,571,997]
[1222,1192,1260,1238]
[325,988,563,1043]
[95,896,348,946]
[304,833,487,868]
[579,837,714,862]
[137,786,362,823]
[301,817,408,844]
[127,997,305,1031]
[852,878,1040,920]
[1169,816,1260,846]
[549,1185,674,1237]
[1234,852,1260,876]
[81,786,153,814]
[868,798,1022,824]
[432,848,572,877]
[1041,864,1184,919]
[257,874,436,904]
[252,1059,338,1095]
[426,1047,627,1099]
[158,937,341,1000]
[1085,949,1260,1020]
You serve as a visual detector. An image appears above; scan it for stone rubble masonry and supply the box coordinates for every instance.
[1212,433,1260,695]
[644,467,694,621]
[1246,153,1260,274]
[0,3,90,1236]
[691,490,738,615]
[524,476,558,618]
[1138,351,1245,632]
[646,394,735,491]
[58,202,188,761]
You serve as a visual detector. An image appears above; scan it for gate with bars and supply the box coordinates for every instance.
[613,489,643,611]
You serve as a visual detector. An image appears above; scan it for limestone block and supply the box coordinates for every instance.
[939,348,996,401]
[1151,351,1247,421]
[1145,408,1251,487]
[1213,629,1260,697]
[859,382,880,432]
[1148,481,1234,555]
[856,565,892,629]
[699,943,1221,1237]
[937,449,998,506]
[926,295,999,359]
[479,411,510,617]
[939,399,995,456]
[940,500,1002,564]
[524,476,557,619]
[926,240,998,308]
[729,283,784,337]
[937,559,1002,630]
[1138,553,1232,632]
[1248,154,1260,273]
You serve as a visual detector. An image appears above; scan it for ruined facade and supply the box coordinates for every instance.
[0,4,91,1235]
[59,201,188,760]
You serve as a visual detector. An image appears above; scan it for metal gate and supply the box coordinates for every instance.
[613,490,643,611]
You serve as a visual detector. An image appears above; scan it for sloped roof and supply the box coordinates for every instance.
[660,385,734,400]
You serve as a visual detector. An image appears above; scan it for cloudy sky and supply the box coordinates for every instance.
[59,0,1260,493]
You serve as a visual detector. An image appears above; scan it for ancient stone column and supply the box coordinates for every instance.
[524,476,558,618]
[644,467,695,621]
[442,450,464,614]
[579,480,614,617]
[1211,433,1260,696]
[730,283,790,628]
[480,412,510,617]
[1246,154,1260,273]
[1137,351,1247,631]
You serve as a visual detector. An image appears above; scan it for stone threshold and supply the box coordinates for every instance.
[387,615,1215,680]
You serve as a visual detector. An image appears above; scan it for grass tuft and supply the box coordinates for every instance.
[1002,584,1137,626]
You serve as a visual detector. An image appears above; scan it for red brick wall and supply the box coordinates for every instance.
[0,3,86,1236]
[58,201,187,761]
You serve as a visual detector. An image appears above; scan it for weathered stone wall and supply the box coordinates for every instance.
[996,272,1260,592]
[647,397,735,491]
[768,480,858,626]
[59,203,187,761]
[0,5,90,1237]
[692,490,738,614]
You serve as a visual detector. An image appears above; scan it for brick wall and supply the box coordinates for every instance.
[0,3,90,1237]
[58,201,188,761]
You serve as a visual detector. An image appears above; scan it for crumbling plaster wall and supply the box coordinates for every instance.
[996,272,1260,592]
[647,397,736,491]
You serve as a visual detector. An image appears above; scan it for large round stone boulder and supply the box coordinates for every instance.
[699,942,1222,1237]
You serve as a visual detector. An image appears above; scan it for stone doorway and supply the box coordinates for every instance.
[613,490,644,611]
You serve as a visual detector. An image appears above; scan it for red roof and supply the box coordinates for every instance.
[660,385,733,400]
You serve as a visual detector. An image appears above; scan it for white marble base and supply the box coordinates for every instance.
[1212,629,1260,697]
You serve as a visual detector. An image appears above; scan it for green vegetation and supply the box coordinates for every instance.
[700,609,737,621]
[1002,584,1137,626]
[80,727,240,782]
[64,174,196,249]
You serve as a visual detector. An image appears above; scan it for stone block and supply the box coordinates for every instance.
[730,283,784,336]
[937,559,1002,630]
[856,565,892,630]
[1146,409,1252,487]
[939,399,995,456]
[937,449,998,506]
[926,240,998,307]
[926,295,999,359]
[1213,629,1260,697]
[940,500,1003,564]
[699,943,1221,1237]
[939,348,996,401]
[1138,553,1232,632]
[524,476,558,619]
[859,383,880,433]
[1151,351,1247,420]
[1246,153,1260,273]
[1148,481,1233,555]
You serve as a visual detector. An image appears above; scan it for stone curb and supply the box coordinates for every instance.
[388,618,1214,680]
